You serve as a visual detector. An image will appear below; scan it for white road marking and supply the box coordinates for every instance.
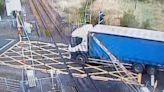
[0,41,139,84]
[0,39,15,51]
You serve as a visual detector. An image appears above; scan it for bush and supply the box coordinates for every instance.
[78,8,85,23]
[142,19,151,29]
[137,0,149,2]
[91,14,98,25]
[156,0,164,4]
[0,0,4,15]
[45,30,50,38]
[120,11,139,28]
[39,28,45,37]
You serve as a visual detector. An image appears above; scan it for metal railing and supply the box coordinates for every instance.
[0,77,22,92]
[0,76,63,92]
[27,76,62,92]
[0,19,17,29]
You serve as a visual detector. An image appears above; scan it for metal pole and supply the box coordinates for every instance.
[151,75,155,86]
[5,78,9,91]
[98,11,100,24]
[20,81,26,92]
[39,80,43,92]
[50,69,55,89]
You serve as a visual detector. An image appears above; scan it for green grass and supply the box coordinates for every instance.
[39,28,45,37]
[66,0,97,25]
[45,30,50,38]
[0,0,4,15]
[93,0,164,31]
[62,0,164,31]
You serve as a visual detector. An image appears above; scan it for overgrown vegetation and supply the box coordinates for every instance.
[39,28,51,38]
[120,11,152,29]
[40,28,45,37]
[138,0,148,2]
[91,14,98,25]
[78,7,85,24]
[120,11,139,28]
[60,0,164,31]
[141,19,151,29]
[45,30,50,38]
[138,0,164,3]
[0,0,4,15]
[156,0,164,4]
[78,0,96,24]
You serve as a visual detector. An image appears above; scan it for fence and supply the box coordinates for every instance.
[0,75,62,92]
[27,76,62,92]
[0,19,17,29]
[0,77,22,92]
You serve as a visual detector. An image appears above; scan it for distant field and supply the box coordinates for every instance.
[92,0,164,31]
[49,0,86,16]
[51,0,164,31]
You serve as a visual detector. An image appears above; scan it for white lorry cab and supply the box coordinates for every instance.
[69,24,93,61]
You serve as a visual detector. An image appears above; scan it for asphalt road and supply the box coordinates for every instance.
[0,36,18,54]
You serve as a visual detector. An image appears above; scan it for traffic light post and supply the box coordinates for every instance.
[98,11,105,24]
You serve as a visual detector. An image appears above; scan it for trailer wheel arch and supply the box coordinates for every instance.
[132,63,145,73]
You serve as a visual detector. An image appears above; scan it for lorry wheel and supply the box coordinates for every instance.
[132,64,144,73]
[146,66,156,75]
[76,54,87,64]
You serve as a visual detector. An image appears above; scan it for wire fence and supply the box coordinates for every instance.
[0,77,22,92]
[0,19,17,29]
[27,77,62,92]
[0,76,62,92]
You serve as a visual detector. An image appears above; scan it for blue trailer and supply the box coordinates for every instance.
[69,24,164,74]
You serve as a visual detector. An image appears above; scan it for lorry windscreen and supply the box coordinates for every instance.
[71,37,82,47]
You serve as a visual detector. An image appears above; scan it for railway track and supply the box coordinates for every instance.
[30,0,91,91]
[30,0,63,41]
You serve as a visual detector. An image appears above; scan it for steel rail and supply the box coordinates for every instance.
[30,0,80,91]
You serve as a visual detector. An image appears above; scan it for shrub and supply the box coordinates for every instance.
[45,30,50,38]
[120,11,139,28]
[137,0,149,2]
[78,8,85,24]
[0,0,4,15]
[91,14,98,25]
[156,0,164,4]
[142,19,151,29]
[39,28,45,37]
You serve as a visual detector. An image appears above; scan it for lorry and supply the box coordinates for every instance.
[68,24,164,74]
